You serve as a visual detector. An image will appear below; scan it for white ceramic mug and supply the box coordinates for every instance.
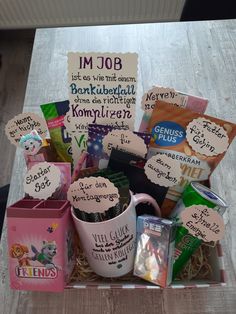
[71,192,161,277]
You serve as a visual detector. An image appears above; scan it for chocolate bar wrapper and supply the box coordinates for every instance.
[134,215,176,287]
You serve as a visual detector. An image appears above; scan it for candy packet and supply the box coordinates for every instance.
[147,101,236,216]
[139,88,208,133]
[134,215,176,287]
[41,100,72,163]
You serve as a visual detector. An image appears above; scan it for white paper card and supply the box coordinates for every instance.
[66,52,138,166]
[102,129,147,158]
[5,112,48,147]
[186,118,229,156]
[24,162,61,200]
[181,205,225,242]
[141,86,184,114]
[144,153,181,187]
[67,177,120,213]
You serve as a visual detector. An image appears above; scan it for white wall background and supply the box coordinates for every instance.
[0,0,186,29]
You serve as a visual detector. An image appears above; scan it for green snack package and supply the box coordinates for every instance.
[170,182,227,279]
[41,100,72,163]
[172,226,202,280]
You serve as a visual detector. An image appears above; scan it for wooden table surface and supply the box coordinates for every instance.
[1,19,236,314]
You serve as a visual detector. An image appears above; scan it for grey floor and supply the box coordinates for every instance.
[0,30,35,187]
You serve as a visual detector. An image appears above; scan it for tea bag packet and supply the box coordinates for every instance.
[139,86,208,133]
[134,215,176,287]
[41,100,72,163]
[73,208,107,222]
[92,169,130,219]
[108,149,168,213]
[86,124,151,169]
[92,170,130,198]
[147,101,236,216]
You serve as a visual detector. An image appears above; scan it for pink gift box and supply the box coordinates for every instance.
[7,199,76,292]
